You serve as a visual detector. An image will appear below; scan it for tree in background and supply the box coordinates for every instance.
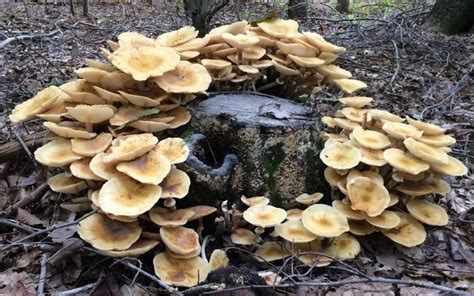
[183,0,230,36]
[288,0,307,19]
[335,0,350,14]
[425,0,474,34]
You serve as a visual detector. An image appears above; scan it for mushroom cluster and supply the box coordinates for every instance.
[320,97,468,247]
[232,195,360,266]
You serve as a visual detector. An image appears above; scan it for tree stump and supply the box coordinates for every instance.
[180,92,326,209]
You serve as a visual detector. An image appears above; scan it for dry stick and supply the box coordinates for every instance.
[389,40,400,85]
[13,129,36,164]
[5,182,49,217]
[55,283,96,296]
[0,218,40,233]
[0,30,59,49]
[2,209,97,250]
[37,253,48,296]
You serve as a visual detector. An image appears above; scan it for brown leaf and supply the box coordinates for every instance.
[48,224,77,243]
[48,238,84,266]
[0,269,37,296]
[16,208,45,226]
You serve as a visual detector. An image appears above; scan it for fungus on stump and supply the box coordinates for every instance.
[182,92,324,209]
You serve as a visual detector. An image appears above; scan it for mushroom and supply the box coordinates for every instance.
[295,192,324,205]
[98,176,162,216]
[116,149,171,185]
[341,107,366,123]
[429,155,468,176]
[117,31,159,49]
[333,118,361,130]
[98,239,159,257]
[406,200,448,226]
[154,137,190,164]
[66,104,115,132]
[406,116,444,135]
[243,205,287,228]
[274,219,318,243]
[382,122,423,140]
[255,241,290,262]
[352,127,391,150]
[71,133,113,157]
[118,90,167,107]
[301,204,349,237]
[348,219,375,236]
[209,249,229,271]
[403,138,449,165]
[288,54,324,67]
[157,26,198,47]
[84,58,116,72]
[257,19,299,39]
[287,239,333,267]
[316,64,352,80]
[153,252,210,287]
[43,122,97,139]
[319,142,361,170]
[149,207,195,227]
[331,200,365,220]
[241,196,270,207]
[338,96,373,108]
[324,167,345,187]
[160,226,200,255]
[77,212,142,251]
[333,79,368,94]
[303,32,345,53]
[154,61,212,93]
[275,41,316,57]
[383,148,430,175]
[365,210,401,229]
[326,233,361,260]
[70,158,104,181]
[74,67,109,85]
[160,168,191,199]
[286,209,303,220]
[382,212,426,247]
[167,106,192,129]
[48,173,88,194]
[346,176,390,217]
[35,139,83,167]
[231,228,256,245]
[417,134,456,147]
[103,133,158,163]
[174,35,210,52]
[396,182,434,196]
[89,152,127,180]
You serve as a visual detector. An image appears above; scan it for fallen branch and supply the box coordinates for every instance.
[0,129,49,162]
[4,182,50,217]
[0,30,59,49]
[37,253,48,296]
[55,283,96,296]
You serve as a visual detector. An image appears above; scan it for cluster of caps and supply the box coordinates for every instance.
[227,195,361,267]
[319,96,468,247]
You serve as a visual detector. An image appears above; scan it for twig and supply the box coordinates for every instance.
[13,129,36,164]
[0,30,59,49]
[0,218,40,233]
[5,182,49,217]
[37,253,48,296]
[389,40,400,85]
[55,283,96,296]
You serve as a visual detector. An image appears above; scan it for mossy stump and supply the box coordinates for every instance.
[181,92,325,209]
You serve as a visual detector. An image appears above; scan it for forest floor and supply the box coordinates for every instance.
[0,1,473,295]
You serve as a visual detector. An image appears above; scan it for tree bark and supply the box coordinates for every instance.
[425,0,474,34]
[288,0,307,19]
[180,92,326,209]
[183,0,229,36]
[335,0,350,14]
[82,0,89,17]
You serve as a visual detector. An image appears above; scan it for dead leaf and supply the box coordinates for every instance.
[48,224,77,243]
[0,269,37,296]
[16,208,45,226]
[48,238,84,266]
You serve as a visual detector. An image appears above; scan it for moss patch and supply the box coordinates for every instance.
[262,143,285,207]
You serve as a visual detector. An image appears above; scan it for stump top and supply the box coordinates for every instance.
[191,92,316,128]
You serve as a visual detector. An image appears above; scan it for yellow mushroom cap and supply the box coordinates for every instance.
[66,104,115,124]
[153,137,189,164]
[382,122,423,140]
[327,233,361,260]
[209,249,230,271]
[257,19,299,39]
[201,59,232,70]
[109,46,180,81]
[428,178,451,194]
[167,106,192,129]
[242,46,267,60]
[43,122,97,139]
[302,32,345,52]
[99,176,161,216]
[275,41,316,57]
[316,64,352,80]
[274,219,318,243]
[157,26,198,47]
[417,134,456,147]
[149,207,195,227]
[287,239,333,266]
[78,212,142,251]
[240,196,270,207]
[160,226,200,255]
[116,149,171,185]
[324,167,344,187]
[288,54,325,67]
[367,109,404,123]
[352,127,391,150]
[103,133,158,163]
[35,139,83,167]
[9,86,65,123]
[89,152,127,180]
[70,158,103,181]
[98,239,159,258]
[286,209,303,220]
[430,155,468,176]
[347,169,384,186]
[48,172,88,194]
[231,228,256,245]
[186,205,217,221]
[341,107,366,123]
[403,138,449,165]
[160,168,191,199]
[332,200,365,220]
[243,205,287,228]
[155,61,211,93]
[365,210,401,229]
[406,116,445,135]
[406,200,448,226]
[338,96,373,108]
[333,118,361,130]
[153,252,210,287]
[295,192,324,205]
[333,79,367,94]
[301,204,349,237]
[74,67,109,84]
[255,242,290,262]
[174,35,210,52]
[357,145,387,167]
[71,133,113,157]
[348,219,375,236]
[166,246,201,259]
[271,60,300,75]
[396,182,434,196]
[347,176,390,217]
[383,148,430,175]
[320,142,361,170]
[382,212,426,247]
[117,31,159,49]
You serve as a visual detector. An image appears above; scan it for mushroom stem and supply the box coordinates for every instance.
[221,200,231,230]
[237,49,243,65]
[85,123,93,133]
[197,217,204,238]
[201,234,215,263]
[254,226,265,243]
[163,198,177,211]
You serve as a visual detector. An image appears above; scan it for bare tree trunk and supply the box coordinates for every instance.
[425,0,474,34]
[288,0,307,19]
[82,0,89,16]
[183,0,229,36]
[335,0,350,14]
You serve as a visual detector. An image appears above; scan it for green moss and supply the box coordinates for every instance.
[304,130,320,194]
[262,143,285,207]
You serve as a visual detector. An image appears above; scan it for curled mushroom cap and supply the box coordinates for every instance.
[160,168,191,199]
[406,200,448,226]
[71,133,113,157]
[117,31,159,49]
[382,122,423,140]
[201,59,232,70]
[316,64,352,80]
[70,158,103,181]
[44,122,96,139]
[417,134,456,147]
[430,155,468,176]
[338,96,373,108]
[255,242,290,262]
[382,212,426,247]
[286,209,303,220]
[347,176,390,217]
[332,200,365,220]
[116,149,171,185]
[320,142,361,170]
[396,182,434,196]
[276,41,316,57]
[348,219,375,236]
[109,47,180,81]
[241,196,270,207]
[406,116,444,135]
[295,192,324,205]
[99,177,161,217]
[89,152,127,180]
[154,137,189,164]
[155,61,211,93]
[98,239,159,258]
[103,133,158,163]
[66,104,115,124]
[383,148,429,175]
[333,118,361,130]
[275,219,318,243]
[243,205,287,228]
[301,204,349,237]
[357,145,387,167]
[341,107,366,123]
[333,79,367,94]
[186,205,217,221]
[327,233,361,260]
[231,228,256,245]
[160,226,200,255]
[303,32,345,53]
[288,54,324,67]
[403,138,448,165]
[157,26,198,47]
[365,210,401,229]
[352,127,391,150]
[258,19,299,39]
[35,139,83,167]
[48,172,88,194]
[78,213,142,251]
[9,86,65,123]
[324,167,345,187]
[149,207,195,227]
[209,249,230,271]
[153,252,210,287]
